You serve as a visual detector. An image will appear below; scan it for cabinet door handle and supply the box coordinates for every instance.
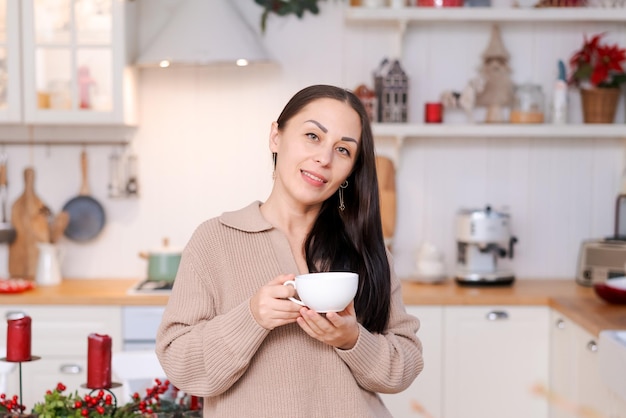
[60,364,82,374]
[555,319,566,329]
[486,311,509,321]
[586,340,598,353]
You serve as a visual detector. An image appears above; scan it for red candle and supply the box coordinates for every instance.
[190,395,200,410]
[424,102,443,123]
[6,313,32,362]
[87,333,112,389]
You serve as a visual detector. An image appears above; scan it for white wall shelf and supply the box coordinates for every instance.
[374,122,626,141]
[345,6,626,23]
[0,124,135,146]
[372,123,626,165]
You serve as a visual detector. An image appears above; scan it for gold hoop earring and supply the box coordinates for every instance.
[339,180,348,211]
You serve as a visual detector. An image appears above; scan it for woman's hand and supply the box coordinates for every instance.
[250,274,302,330]
[296,301,360,350]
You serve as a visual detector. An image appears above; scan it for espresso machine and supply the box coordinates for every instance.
[455,205,518,285]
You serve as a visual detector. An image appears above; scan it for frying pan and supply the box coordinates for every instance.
[62,151,106,242]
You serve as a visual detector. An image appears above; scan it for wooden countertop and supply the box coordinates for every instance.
[1,278,624,336]
[0,279,168,306]
[402,279,626,336]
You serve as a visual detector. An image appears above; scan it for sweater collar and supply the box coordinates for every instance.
[219,201,273,233]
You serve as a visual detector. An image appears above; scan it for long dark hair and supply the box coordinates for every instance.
[275,85,391,333]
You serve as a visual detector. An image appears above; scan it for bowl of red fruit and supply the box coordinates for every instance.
[593,277,626,305]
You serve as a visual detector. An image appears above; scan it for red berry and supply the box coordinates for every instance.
[81,408,89,416]
[75,401,82,408]
[96,406,105,414]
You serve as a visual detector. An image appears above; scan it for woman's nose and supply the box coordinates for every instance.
[314,146,333,166]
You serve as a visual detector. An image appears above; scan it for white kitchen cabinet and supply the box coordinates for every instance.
[609,391,626,418]
[380,306,443,418]
[1,0,137,126]
[0,0,22,122]
[549,310,618,418]
[0,306,123,409]
[443,306,550,418]
[549,310,578,418]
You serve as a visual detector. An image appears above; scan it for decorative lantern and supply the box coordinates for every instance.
[374,58,409,123]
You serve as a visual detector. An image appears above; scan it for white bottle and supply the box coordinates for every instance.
[551,60,568,124]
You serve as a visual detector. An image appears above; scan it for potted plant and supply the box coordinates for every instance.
[569,32,626,123]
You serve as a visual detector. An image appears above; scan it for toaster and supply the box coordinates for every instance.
[577,238,626,286]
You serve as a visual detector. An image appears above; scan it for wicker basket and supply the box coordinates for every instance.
[581,88,621,124]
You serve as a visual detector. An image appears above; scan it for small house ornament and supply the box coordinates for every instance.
[374,58,409,123]
[475,25,515,123]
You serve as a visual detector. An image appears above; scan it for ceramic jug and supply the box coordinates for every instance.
[35,242,63,286]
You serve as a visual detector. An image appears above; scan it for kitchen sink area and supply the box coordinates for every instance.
[599,330,626,403]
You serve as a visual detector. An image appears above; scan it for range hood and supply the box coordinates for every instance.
[135,0,273,68]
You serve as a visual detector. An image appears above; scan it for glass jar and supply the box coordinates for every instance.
[510,84,545,124]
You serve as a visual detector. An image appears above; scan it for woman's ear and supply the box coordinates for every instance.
[269,121,280,153]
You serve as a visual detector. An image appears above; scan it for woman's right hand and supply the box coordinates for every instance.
[250,274,302,330]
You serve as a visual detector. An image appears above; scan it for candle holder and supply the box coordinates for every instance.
[0,355,41,415]
[79,383,122,410]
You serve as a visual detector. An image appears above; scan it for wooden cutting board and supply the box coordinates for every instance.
[9,167,51,279]
[375,156,396,242]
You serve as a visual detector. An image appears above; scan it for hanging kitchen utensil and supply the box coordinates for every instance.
[50,211,70,244]
[9,167,51,278]
[62,150,106,242]
[375,156,396,246]
[0,153,16,243]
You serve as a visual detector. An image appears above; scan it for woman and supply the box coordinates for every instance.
[156,84,423,417]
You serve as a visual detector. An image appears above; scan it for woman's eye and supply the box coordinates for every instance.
[337,146,350,156]
[306,133,319,141]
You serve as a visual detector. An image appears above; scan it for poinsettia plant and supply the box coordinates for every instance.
[569,32,626,89]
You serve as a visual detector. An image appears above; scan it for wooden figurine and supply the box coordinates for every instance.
[475,24,515,123]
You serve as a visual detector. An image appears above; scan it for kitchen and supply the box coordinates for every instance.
[1,0,626,417]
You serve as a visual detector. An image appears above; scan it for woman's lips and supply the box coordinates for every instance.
[301,170,327,186]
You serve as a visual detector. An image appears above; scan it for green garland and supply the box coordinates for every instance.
[254,0,325,33]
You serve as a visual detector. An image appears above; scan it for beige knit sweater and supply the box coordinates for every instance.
[156,202,423,418]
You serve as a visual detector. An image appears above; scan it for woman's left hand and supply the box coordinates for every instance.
[296,301,360,350]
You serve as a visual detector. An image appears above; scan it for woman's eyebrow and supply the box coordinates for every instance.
[305,119,357,144]
[306,119,328,133]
